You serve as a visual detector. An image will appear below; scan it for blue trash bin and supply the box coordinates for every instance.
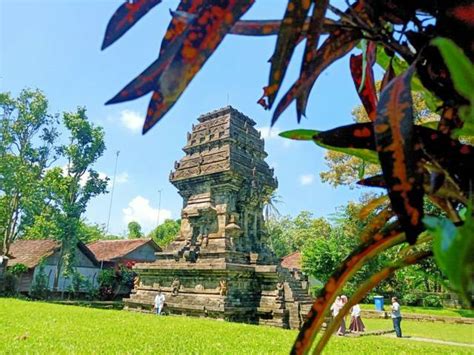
[374,296,384,311]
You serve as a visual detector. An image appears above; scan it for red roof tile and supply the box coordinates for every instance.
[87,239,161,262]
[8,240,60,268]
[281,251,302,270]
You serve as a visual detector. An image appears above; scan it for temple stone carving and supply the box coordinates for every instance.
[124,106,312,329]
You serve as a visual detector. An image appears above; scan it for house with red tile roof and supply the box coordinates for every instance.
[281,251,322,292]
[87,238,161,267]
[8,239,100,293]
[281,251,302,271]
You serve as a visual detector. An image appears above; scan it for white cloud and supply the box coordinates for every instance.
[299,174,315,186]
[114,172,129,185]
[257,126,281,139]
[120,109,143,133]
[257,126,292,147]
[122,195,172,233]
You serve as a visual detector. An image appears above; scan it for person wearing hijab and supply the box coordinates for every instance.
[349,303,365,332]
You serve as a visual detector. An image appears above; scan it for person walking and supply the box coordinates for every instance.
[391,297,402,337]
[349,303,365,332]
[336,295,348,336]
[330,296,342,318]
[154,289,165,315]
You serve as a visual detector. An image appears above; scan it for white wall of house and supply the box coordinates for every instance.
[123,244,158,262]
[30,246,100,292]
[33,265,100,291]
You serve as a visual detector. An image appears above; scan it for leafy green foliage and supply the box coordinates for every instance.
[127,221,143,239]
[424,212,474,306]
[0,89,58,255]
[149,219,180,248]
[97,265,135,301]
[9,263,27,276]
[423,294,443,308]
[49,109,108,278]
[432,37,474,137]
[266,211,331,259]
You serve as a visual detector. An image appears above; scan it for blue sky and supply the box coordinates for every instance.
[1,0,366,236]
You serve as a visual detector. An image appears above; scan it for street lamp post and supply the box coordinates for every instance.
[106,150,120,236]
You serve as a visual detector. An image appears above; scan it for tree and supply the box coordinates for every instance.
[266,212,332,259]
[41,108,108,288]
[262,192,282,222]
[149,219,180,248]
[0,89,58,255]
[127,221,143,239]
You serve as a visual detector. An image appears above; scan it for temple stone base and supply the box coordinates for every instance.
[124,258,313,329]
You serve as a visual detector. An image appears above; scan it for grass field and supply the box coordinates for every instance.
[361,303,474,318]
[1,299,472,354]
[363,318,473,344]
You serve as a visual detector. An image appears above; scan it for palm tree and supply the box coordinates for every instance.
[263,192,282,222]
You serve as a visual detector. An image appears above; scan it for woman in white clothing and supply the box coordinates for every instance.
[349,304,365,332]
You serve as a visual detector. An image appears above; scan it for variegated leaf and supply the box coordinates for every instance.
[259,0,312,110]
[102,0,162,50]
[374,64,424,244]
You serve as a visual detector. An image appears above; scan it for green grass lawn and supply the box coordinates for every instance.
[363,318,474,344]
[361,303,474,318]
[1,298,472,354]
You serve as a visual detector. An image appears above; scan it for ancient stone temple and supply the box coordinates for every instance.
[124,106,312,329]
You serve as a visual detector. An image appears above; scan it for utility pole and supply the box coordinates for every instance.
[106,150,120,235]
[156,189,162,228]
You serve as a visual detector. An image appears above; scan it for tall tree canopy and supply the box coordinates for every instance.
[0,89,58,255]
[127,221,143,239]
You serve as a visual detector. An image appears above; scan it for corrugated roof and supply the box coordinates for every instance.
[281,251,302,270]
[87,239,161,262]
[8,240,60,268]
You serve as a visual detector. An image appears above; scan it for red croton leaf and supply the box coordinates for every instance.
[271,29,361,125]
[313,122,375,149]
[350,41,377,120]
[258,0,312,110]
[437,106,462,135]
[159,0,206,55]
[229,17,338,37]
[102,0,162,50]
[106,12,195,105]
[324,121,474,194]
[142,0,255,133]
[291,224,404,355]
[416,126,474,193]
[374,64,424,244]
[357,174,386,188]
[296,0,329,122]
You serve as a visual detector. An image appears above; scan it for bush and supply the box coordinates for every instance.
[82,278,99,301]
[403,293,419,306]
[423,294,443,308]
[3,272,17,295]
[30,264,50,300]
[10,263,28,276]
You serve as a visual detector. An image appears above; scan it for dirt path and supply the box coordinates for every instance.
[382,334,474,348]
